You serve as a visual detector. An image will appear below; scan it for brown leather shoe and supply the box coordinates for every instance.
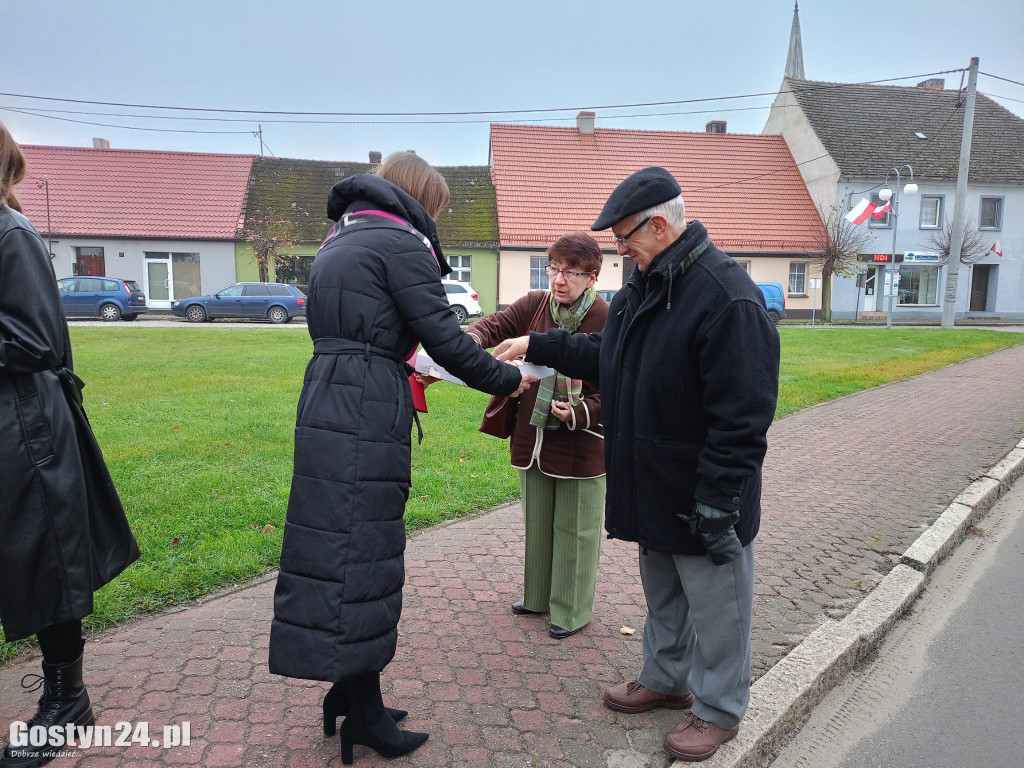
[602,680,695,714]
[663,712,739,761]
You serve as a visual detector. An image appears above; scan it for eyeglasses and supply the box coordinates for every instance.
[545,265,594,280]
[611,216,651,247]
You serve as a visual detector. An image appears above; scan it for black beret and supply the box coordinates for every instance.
[591,167,681,231]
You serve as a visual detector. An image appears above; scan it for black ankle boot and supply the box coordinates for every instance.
[338,717,428,765]
[1,654,94,768]
[322,681,407,736]
[337,672,427,765]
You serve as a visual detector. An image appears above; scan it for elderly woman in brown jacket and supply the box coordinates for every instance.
[467,232,609,638]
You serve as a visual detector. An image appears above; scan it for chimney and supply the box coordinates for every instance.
[92,138,110,149]
[705,120,727,134]
[369,151,382,165]
[576,111,596,134]
[406,149,416,155]
[916,78,945,90]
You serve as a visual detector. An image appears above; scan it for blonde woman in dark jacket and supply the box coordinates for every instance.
[269,153,533,764]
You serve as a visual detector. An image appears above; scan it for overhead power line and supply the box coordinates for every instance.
[981,91,1024,105]
[979,71,1024,89]
[0,70,964,118]
[1,70,971,198]
[0,101,813,129]
[0,106,252,134]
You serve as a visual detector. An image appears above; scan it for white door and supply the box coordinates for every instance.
[147,259,172,309]
[863,267,878,312]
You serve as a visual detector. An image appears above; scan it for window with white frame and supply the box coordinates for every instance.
[735,260,751,274]
[869,193,891,228]
[446,254,472,283]
[979,197,1003,230]
[919,196,943,229]
[788,262,807,295]
[530,256,550,290]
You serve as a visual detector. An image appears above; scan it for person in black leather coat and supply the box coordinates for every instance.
[0,122,139,768]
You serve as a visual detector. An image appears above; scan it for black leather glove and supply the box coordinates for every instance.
[693,502,743,566]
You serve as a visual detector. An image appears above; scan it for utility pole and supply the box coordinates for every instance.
[37,176,54,257]
[255,124,265,157]
[941,57,979,329]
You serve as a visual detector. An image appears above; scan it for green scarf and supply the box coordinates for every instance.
[530,287,596,430]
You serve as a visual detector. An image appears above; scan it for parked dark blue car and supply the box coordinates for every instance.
[171,282,306,323]
[755,282,787,324]
[56,276,148,321]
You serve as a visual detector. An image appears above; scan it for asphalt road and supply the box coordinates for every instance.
[767,479,1024,768]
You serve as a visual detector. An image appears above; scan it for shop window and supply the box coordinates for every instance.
[897,265,939,305]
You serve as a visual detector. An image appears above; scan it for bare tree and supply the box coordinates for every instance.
[813,204,872,323]
[925,215,988,264]
[245,218,296,283]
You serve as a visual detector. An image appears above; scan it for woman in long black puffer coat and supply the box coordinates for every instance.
[269,153,531,764]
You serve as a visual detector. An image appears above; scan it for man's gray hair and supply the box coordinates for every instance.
[632,194,687,233]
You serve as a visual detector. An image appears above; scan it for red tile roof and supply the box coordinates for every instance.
[490,124,822,253]
[15,145,255,239]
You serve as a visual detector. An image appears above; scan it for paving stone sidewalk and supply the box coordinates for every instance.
[3,345,1024,768]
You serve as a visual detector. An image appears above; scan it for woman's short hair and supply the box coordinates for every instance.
[548,231,603,276]
[0,121,27,212]
[375,152,450,219]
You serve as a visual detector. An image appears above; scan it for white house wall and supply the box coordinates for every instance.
[763,81,842,212]
[47,237,238,302]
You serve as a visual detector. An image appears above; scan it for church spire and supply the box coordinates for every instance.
[785,1,805,79]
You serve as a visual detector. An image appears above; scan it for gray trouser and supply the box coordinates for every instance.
[636,542,754,730]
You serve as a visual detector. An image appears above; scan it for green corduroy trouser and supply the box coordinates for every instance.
[519,466,606,632]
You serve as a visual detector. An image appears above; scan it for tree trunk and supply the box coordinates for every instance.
[821,266,833,323]
[258,259,269,283]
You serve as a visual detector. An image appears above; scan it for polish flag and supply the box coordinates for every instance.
[845,198,891,225]
[871,202,893,219]
[990,240,1003,257]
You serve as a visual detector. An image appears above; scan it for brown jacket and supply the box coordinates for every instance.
[467,290,608,478]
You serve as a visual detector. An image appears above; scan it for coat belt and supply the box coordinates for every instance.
[312,337,423,443]
[312,338,410,371]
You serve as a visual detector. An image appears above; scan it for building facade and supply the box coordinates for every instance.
[489,117,824,312]
[16,144,254,308]
[764,77,1024,320]
[240,156,503,315]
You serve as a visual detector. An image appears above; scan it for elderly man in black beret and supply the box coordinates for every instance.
[494,167,779,761]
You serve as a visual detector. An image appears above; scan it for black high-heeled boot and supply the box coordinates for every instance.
[322,680,407,736]
[337,672,427,765]
[0,653,94,768]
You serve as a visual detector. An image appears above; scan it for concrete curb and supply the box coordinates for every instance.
[691,437,1024,768]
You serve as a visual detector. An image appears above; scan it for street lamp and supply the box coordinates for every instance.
[879,165,917,328]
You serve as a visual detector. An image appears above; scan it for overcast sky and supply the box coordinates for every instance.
[2,0,1022,165]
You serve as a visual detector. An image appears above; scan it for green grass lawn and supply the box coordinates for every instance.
[1,326,1021,660]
